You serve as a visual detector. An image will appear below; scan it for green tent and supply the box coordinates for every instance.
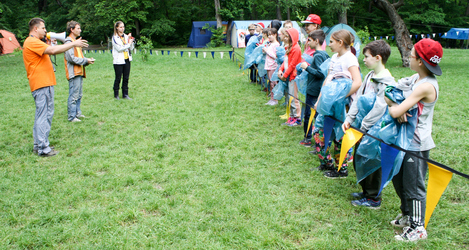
[324,23,361,56]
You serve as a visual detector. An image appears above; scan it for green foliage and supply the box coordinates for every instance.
[356,26,371,45]
[136,36,153,62]
[202,23,225,48]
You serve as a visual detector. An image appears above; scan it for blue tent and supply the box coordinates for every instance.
[441,28,469,40]
[187,21,228,48]
[325,23,361,56]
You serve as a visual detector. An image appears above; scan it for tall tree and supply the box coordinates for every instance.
[327,0,353,24]
[371,0,413,67]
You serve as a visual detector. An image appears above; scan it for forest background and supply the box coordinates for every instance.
[1,0,469,49]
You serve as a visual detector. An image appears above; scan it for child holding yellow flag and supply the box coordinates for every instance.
[385,39,443,242]
[341,40,394,209]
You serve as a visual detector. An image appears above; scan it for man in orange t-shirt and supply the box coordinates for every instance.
[23,18,89,157]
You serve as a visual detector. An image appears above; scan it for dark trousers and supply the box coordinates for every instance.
[249,65,257,82]
[392,150,429,227]
[113,59,131,96]
[353,143,382,201]
[303,94,318,140]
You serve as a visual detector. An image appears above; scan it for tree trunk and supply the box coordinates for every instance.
[372,0,412,67]
[465,0,469,16]
[135,19,140,36]
[225,20,233,45]
[214,0,222,28]
[276,0,282,20]
[338,11,347,24]
[287,7,290,20]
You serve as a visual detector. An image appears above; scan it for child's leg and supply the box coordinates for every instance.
[293,81,301,118]
[332,138,352,171]
[303,94,318,140]
[400,151,429,227]
[288,80,296,118]
[313,128,333,167]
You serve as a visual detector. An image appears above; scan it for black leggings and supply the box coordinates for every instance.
[113,59,131,96]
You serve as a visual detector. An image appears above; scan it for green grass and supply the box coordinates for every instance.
[0,47,468,249]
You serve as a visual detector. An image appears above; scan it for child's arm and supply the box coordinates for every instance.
[360,83,388,131]
[347,65,362,97]
[283,47,301,80]
[386,82,437,122]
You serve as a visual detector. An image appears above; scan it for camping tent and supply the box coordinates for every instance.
[187,21,228,48]
[324,23,361,56]
[441,28,469,40]
[229,20,306,48]
[0,30,22,55]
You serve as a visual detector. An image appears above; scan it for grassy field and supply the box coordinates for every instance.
[0,46,468,249]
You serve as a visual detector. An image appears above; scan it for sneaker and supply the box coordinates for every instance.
[390,214,410,228]
[395,226,427,242]
[348,155,354,163]
[33,146,54,155]
[288,118,301,127]
[279,113,289,119]
[351,198,381,209]
[308,150,317,154]
[282,117,293,125]
[324,168,348,179]
[351,192,365,199]
[269,100,278,106]
[70,117,81,122]
[299,139,312,147]
[123,95,132,100]
[265,100,273,105]
[39,149,59,157]
[315,164,334,171]
[77,114,86,119]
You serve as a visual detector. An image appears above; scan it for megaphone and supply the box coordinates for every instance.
[46,32,66,42]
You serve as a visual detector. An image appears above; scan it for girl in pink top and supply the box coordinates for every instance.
[263,28,280,105]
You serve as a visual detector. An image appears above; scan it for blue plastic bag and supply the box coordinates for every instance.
[294,53,313,96]
[243,36,260,70]
[272,81,288,100]
[314,77,352,139]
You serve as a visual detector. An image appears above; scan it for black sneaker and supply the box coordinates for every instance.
[315,164,334,171]
[324,168,348,179]
[39,149,59,157]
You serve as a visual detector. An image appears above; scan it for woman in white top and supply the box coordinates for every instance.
[112,21,135,99]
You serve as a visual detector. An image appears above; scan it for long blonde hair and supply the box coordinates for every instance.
[114,21,124,36]
[281,29,293,55]
[330,29,354,49]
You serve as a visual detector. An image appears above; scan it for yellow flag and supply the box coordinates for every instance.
[306,108,316,137]
[338,128,363,171]
[425,163,453,228]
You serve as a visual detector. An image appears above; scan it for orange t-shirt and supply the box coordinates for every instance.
[23,36,56,92]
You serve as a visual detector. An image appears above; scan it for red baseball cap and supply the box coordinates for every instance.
[255,22,265,29]
[301,14,322,25]
[414,38,443,76]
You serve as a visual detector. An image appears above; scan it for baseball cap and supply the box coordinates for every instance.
[301,14,322,25]
[255,23,265,29]
[414,38,443,76]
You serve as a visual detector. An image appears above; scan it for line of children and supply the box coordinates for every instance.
[244,20,444,241]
